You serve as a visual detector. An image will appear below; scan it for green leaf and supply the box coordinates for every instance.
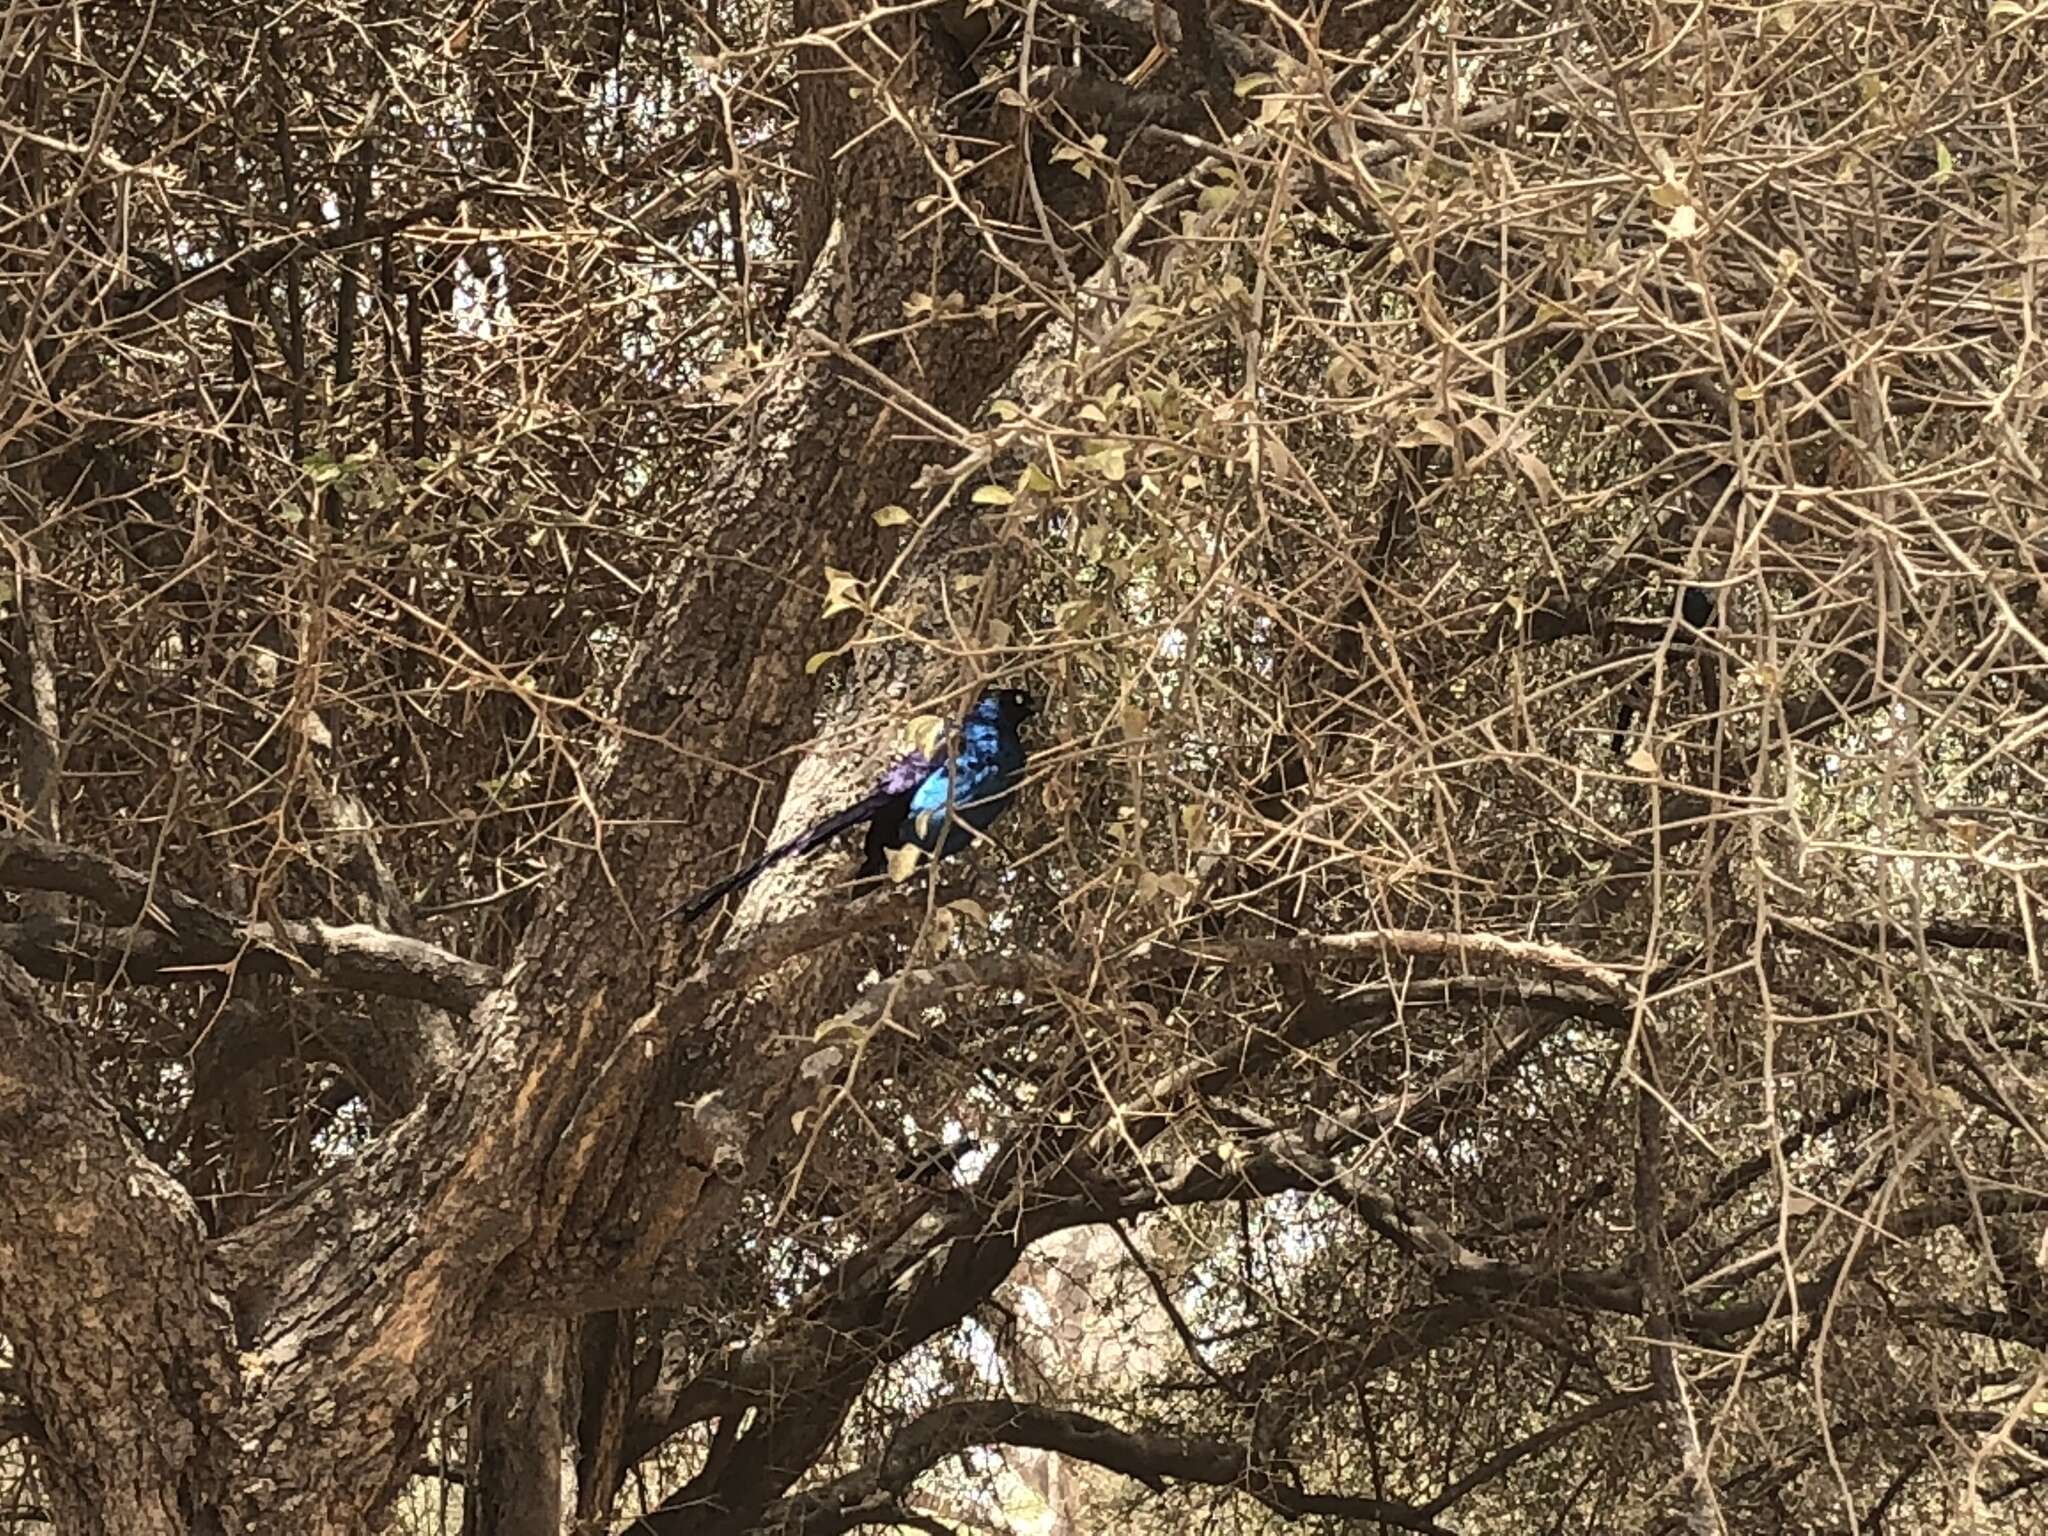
[971,484,1015,506]
[872,504,913,527]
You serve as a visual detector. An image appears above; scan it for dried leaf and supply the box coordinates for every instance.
[886,842,922,883]
[1514,450,1559,502]
[821,566,864,619]
[872,503,913,527]
[1397,416,1457,450]
[799,1046,844,1084]
[902,713,946,757]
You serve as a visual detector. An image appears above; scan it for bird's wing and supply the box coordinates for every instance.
[856,796,914,880]
[907,723,1020,824]
[664,783,912,927]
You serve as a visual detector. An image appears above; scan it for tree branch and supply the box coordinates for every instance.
[0,832,498,1012]
[740,1398,1456,1536]
[617,983,1599,1470]
[101,187,486,335]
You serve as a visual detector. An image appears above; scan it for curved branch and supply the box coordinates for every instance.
[740,1398,1455,1536]
[0,833,498,1012]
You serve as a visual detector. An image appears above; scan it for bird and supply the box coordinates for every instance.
[665,686,1035,927]
[1612,585,1716,755]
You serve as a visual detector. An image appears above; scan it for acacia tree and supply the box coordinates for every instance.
[3,1,2046,1533]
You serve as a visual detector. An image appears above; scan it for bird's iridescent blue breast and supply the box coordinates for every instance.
[905,691,1030,855]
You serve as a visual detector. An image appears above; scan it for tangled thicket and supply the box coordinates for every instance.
[3,1,2046,1533]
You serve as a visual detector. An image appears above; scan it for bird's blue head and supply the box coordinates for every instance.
[973,686,1036,726]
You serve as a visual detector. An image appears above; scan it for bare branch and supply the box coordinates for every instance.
[0,833,498,1012]
[739,1398,1457,1536]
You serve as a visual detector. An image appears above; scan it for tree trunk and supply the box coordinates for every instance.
[463,1329,575,1536]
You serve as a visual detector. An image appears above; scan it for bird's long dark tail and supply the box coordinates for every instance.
[663,791,895,927]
